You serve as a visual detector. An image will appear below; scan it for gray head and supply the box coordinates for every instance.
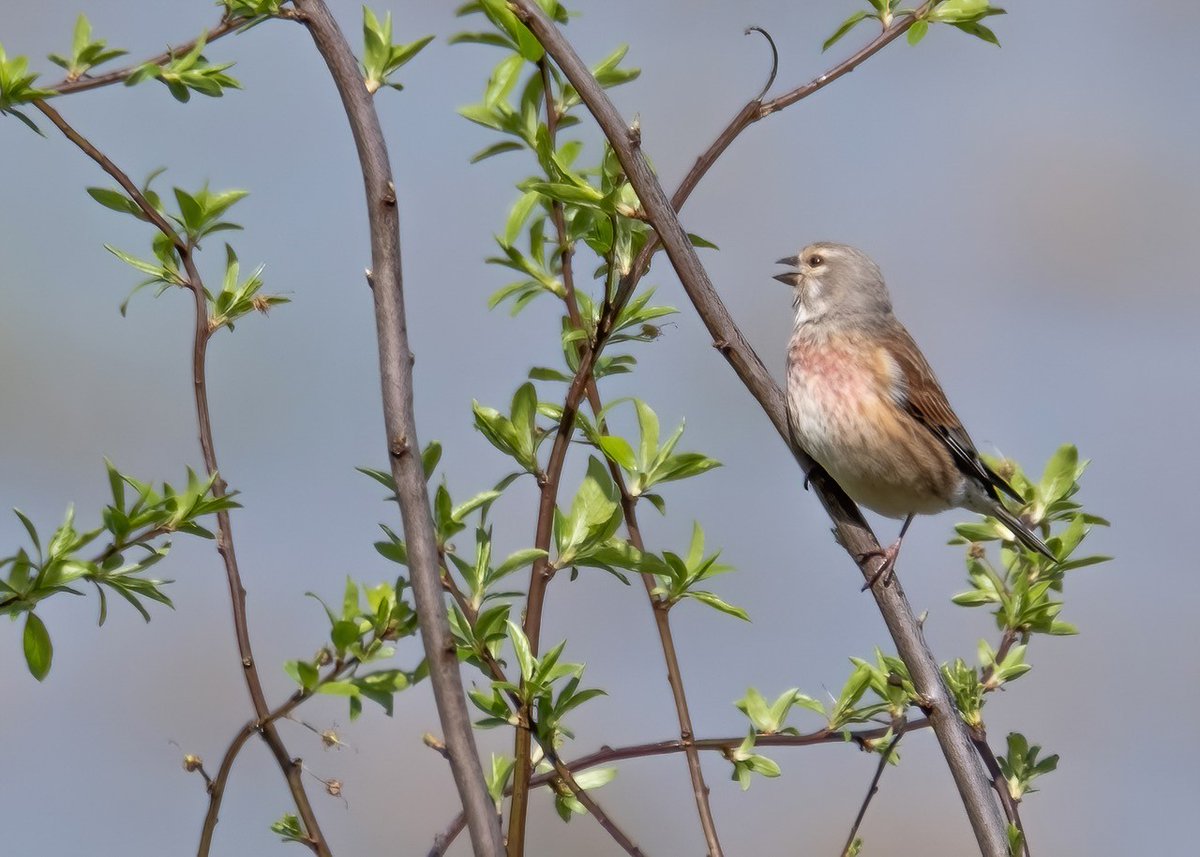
[773,242,893,327]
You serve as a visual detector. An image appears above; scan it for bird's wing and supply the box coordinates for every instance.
[879,323,1024,503]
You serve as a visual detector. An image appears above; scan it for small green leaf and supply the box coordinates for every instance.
[823,10,871,52]
[23,613,52,680]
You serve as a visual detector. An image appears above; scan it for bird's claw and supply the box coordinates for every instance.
[857,542,901,591]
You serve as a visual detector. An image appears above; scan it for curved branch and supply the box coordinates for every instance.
[504,4,1010,856]
[198,659,357,856]
[290,2,504,855]
[33,97,330,856]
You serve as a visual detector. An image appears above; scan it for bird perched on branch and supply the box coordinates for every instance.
[774,242,1054,585]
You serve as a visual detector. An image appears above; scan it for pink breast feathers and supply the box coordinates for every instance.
[789,338,882,414]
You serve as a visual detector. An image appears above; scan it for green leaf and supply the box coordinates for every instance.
[823,10,871,52]
[596,436,636,471]
[23,613,52,680]
[494,548,548,580]
[104,245,168,278]
[686,590,749,621]
[907,19,929,45]
[508,620,534,681]
[951,20,1000,45]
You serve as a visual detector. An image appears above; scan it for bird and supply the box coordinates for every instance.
[774,241,1054,586]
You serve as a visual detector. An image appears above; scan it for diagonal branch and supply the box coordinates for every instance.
[504,4,1010,856]
[32,97,330,856]
[48,15,245,95]
[840,725,905,856]
[290,2,504,854]
[973,731,1031,857]
[508,11,941,853]
[510,59,724,857]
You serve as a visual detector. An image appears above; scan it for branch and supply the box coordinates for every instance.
[840,726,905,857]
[291,3,504,855]
[441,559,642,856]
[197,658,357,855]
[504,4,1010,856]
[508,12,941,851]
[430,718,932,856]
[973,731,1031,857]
[32,97,330,856]
[47,15,244,96]
[510,59,723,857]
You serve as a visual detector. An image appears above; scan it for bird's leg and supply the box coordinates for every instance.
[858,514,914,591]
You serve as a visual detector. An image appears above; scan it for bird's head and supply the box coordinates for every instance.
[774,242,892,327]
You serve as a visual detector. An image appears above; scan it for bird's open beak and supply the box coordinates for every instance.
[773,256,802,287]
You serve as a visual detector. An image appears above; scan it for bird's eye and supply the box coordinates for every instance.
[807,254,824,267]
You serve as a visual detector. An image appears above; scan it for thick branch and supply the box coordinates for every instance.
[505,4,1010,855]
[292,2,503,854]
[33,97,329,856]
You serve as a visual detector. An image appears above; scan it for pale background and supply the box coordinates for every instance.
[2,1,1196,854]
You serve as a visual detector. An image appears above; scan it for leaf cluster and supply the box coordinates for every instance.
[285,576,424,720]
[0,44,56,133]
[48,15,127,82]
[1,462,239,679]
[361,7,433,94]
[823,0,1007,53]
[124,32,240,102]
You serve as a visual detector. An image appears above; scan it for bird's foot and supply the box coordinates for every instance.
[857,540,901,591]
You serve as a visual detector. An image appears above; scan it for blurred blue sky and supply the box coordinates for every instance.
[2,1,1197,854]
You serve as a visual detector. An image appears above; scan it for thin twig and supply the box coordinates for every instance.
[504,4,1010,856]
[840,726,905,857]
[32,97,330,856]
[505,57,581,856]
[292,3,503,854]
[973,732,1031,857]
[48,16,243,95]
[508,57,723,857]
[199,659,357,855]
[429,718,933,856]
[441,558,642,856]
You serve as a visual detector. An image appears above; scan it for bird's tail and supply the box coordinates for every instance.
[990,502,1056,561]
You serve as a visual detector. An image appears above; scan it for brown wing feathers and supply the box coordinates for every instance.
[882,325,1024,503]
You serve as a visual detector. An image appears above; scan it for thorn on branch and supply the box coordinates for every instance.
[382,181,397,206]
[711,338,732,356]
[365,268,375,290]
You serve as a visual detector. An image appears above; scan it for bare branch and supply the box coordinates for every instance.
[291,2,503,854]
[503,4,1010,855]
